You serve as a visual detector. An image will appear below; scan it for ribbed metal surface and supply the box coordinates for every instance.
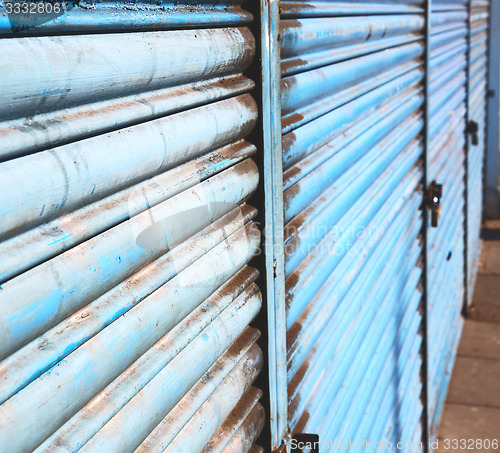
[467,0,489,294]
[0,3,265,452]
[280,1,426,445]
[0,1,253,35]
[427,0,467,434]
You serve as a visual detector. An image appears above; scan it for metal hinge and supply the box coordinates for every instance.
[466,120,479,145]
[426,181,443,228]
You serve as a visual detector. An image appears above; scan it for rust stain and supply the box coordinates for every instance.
[281,57,310,77]
[283,162,303,189]
[282,111,305,131]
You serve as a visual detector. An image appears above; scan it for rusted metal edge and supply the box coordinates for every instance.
[261,0,289,449]
[422,0,432,451]
[462,0,472,312]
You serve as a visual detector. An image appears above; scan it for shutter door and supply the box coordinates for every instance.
[0,4,264,452]
[279,1,427,443]
[467,0,489,293]
[427,0,467,432]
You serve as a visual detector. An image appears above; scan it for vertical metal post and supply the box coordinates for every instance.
[463,0,472,313]
[261,0,289,449]
[422,0,432,451]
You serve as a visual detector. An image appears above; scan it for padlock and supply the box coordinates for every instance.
[466,120,479,146]
[427,181,443,228]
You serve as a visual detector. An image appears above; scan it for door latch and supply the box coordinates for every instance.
[427,181,443,228]
[466,120,479,145]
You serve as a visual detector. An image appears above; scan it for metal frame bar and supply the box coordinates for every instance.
[485,0,499,218]
[422,0,432,451]
[260,0,288,449]
[463,0,472,312]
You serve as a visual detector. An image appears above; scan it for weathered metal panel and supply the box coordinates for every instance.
[0,1,253,34]
[0,3,264,452]
[467,0,489,296]
[427,0,468,436]
[278,1,426,448]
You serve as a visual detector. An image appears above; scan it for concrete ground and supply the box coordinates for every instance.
[437,221,500,452]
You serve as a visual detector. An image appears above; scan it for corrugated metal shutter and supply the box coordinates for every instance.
[279,0,427,444]
[0,3,265,452]
[427,0,468,433]
[467,0,489,293]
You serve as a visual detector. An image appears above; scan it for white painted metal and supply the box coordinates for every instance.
[0,3,264,452]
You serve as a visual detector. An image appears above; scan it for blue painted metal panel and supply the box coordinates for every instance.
[0,1,253,35]
[467,0,489,296]
[0,3,265,452]
[0,1,491,450]
[427,0,479,438]
[278,2,426,450]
